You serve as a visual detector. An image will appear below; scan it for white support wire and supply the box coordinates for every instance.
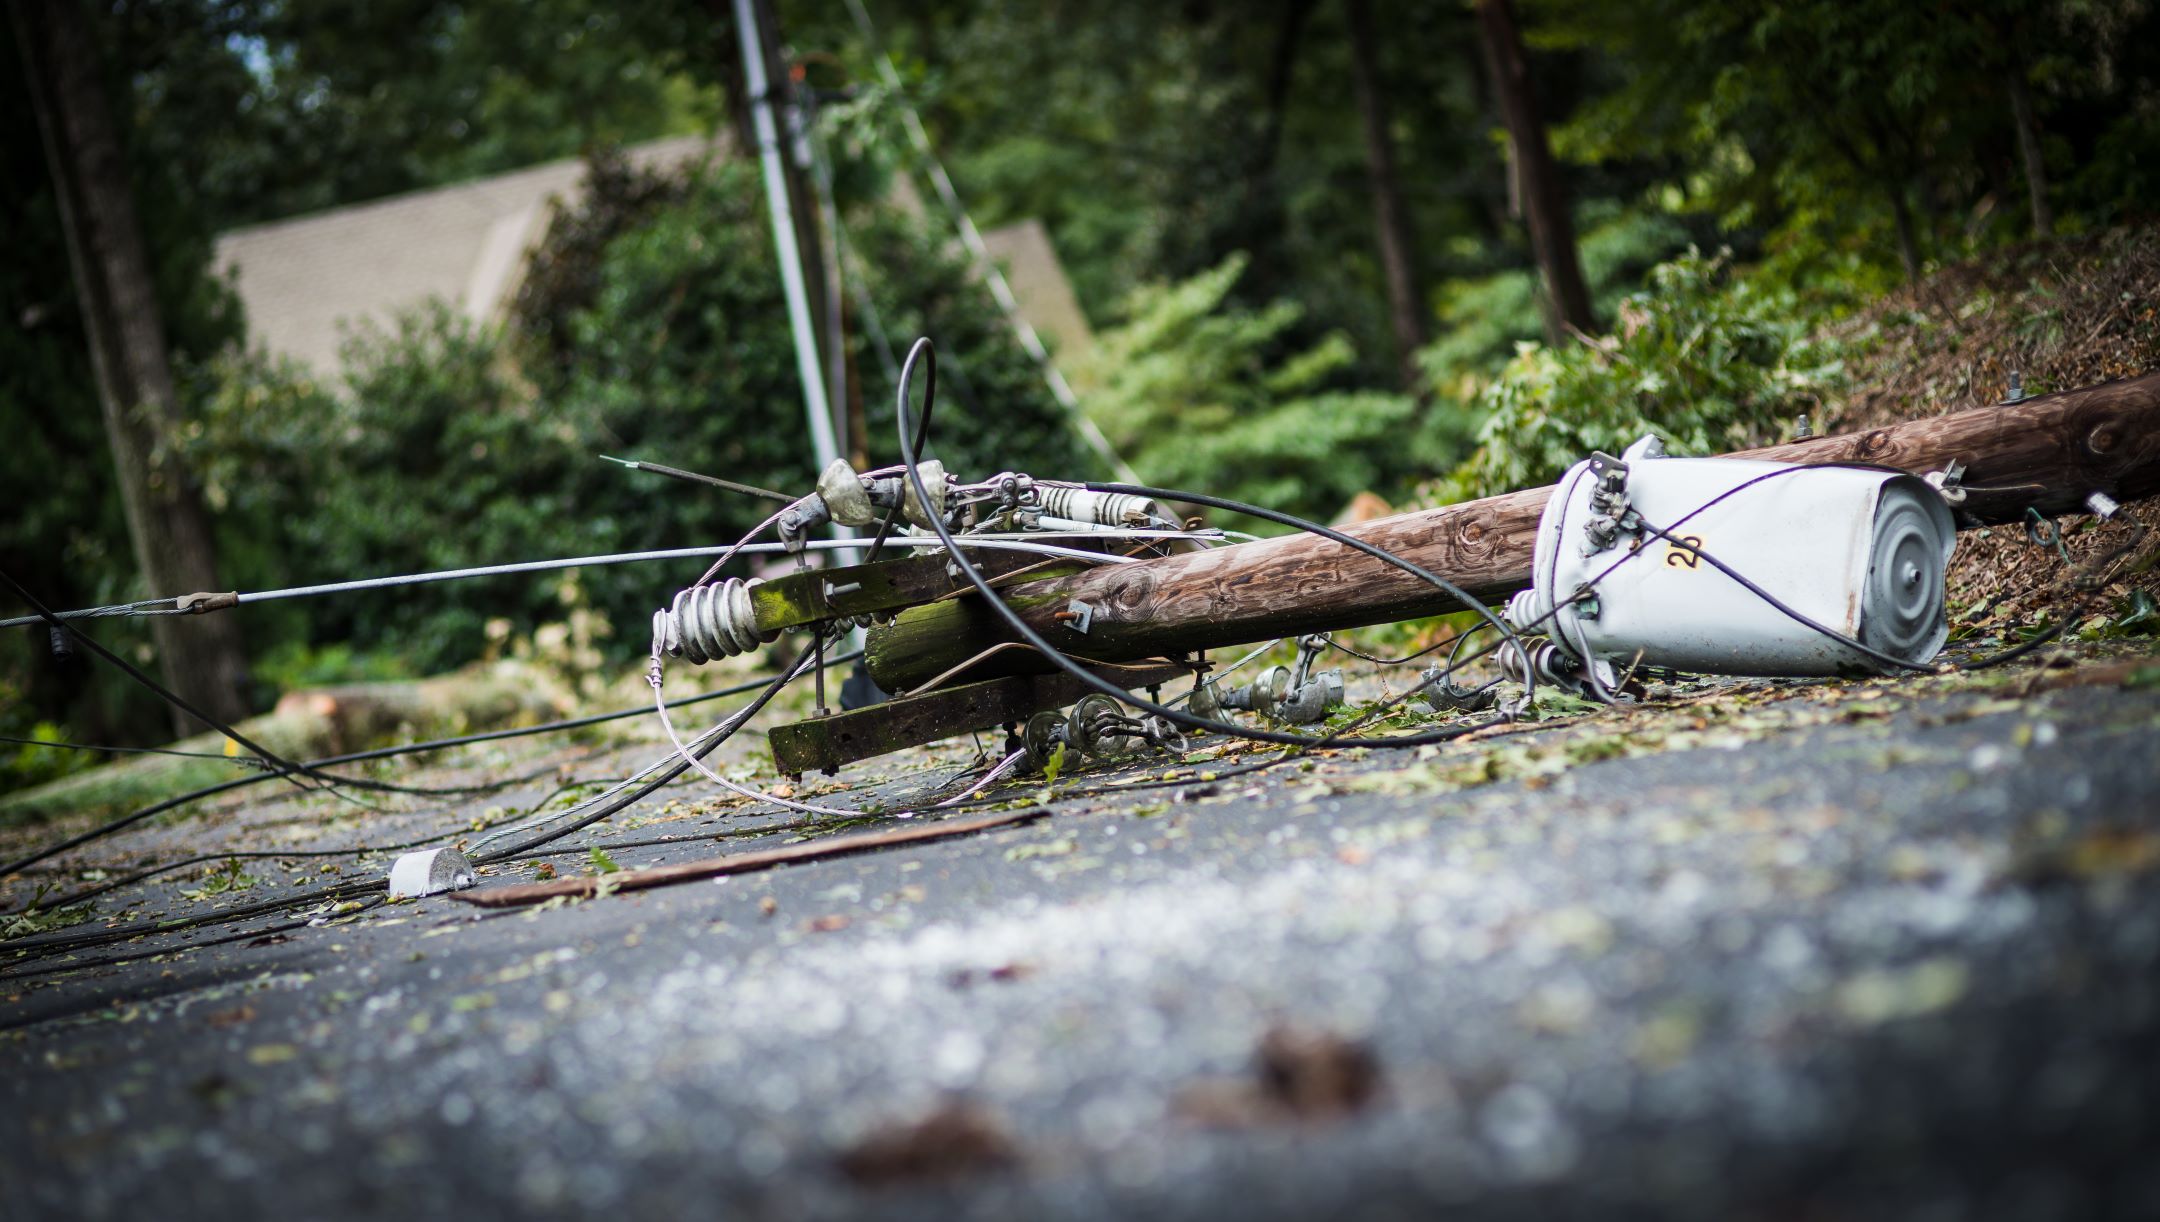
[0,531,1238,630]
[841,0,1142,486]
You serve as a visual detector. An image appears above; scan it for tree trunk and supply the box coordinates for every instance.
[1254,0,1316,191]
[2006,67,2054,238]
[1474,0,1593,341]
[1888,180,1923,284]
[721,0,833,396]
[13,0,253,734]
[1345,0,1427,393]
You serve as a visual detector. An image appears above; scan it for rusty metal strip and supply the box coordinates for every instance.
[448,809,1045,908]
[767,662,1187,776]
[748,549,1059,634]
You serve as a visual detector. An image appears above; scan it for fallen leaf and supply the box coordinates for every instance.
[837,1099,1017,1185]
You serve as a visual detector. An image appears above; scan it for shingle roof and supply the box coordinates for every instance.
[213,136,719,373]
[213,134,1094,378]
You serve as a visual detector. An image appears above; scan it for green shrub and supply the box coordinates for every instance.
[178,153,1087,682]
[1082,254,1461,526]
[1429,248,1844,503]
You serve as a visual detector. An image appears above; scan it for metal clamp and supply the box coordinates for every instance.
[1061,600,1096,634]
[1582,451,1635,553]
[1924,460,1968,508]
[1211,636,1343,724]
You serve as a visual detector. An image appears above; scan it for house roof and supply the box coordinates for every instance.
[213,135,1093,376]
[214,136,718,373]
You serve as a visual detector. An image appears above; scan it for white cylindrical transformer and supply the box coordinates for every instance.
[1505,436,1956,677]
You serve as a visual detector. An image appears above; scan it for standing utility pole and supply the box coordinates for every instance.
[14,0,253,732]
[733,0,857,562]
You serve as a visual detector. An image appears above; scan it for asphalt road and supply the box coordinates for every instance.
[5,651,2159,1219]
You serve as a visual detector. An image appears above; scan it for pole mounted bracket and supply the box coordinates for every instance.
[1062,600,1096,635]
[175,591,239,614]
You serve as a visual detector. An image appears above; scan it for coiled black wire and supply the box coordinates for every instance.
[888,336,1534,750]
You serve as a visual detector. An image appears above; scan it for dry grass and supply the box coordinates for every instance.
[1825,226,2160,624]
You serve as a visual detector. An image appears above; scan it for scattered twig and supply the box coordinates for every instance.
[448,809,1046,908]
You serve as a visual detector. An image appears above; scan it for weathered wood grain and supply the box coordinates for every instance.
[866,372,2160,691]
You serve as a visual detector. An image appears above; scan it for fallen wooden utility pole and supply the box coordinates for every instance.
[865,372,2160,692]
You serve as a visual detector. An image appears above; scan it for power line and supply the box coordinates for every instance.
[841,0,1141,485]
[0,733,252,764]
[0,654,860,881]
[0,568,418,803]
[0,534,1222,631]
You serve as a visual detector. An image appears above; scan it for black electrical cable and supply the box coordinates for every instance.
[2,877,384,962]
[1632,519,1938,674]
[0,734,248,763]
[857,337,942,566]
[932,631,1541,817]
[472,638,823,862]
[0,658,856,882]
[13,771,623,915]
[0,567,478,800]
[888,337,1531,750]
[7,644,833,961]
[1322,634,1454,666]
[1954,614,2074,669]
[14,624,1538,966]
[0,914,326,985]
[3,656,822,964]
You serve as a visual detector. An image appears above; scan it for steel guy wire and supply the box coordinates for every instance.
[0,567,449,803]
[0,535,1228,631]
[0,658,858,881]
[599,455,795,502]
[841,0,1140,485]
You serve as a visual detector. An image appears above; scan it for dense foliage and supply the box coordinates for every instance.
[6,0,2159,753]
[1430,250,1846,502]
[176,158,1079,681]
[1083,255,1460,522]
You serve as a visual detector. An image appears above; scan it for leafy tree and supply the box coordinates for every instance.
[1082,255,1466,524]
[1433,249,1844,503]
[116,0,721,230]
[183,155,1083,676]
[1544,0,2160,284]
